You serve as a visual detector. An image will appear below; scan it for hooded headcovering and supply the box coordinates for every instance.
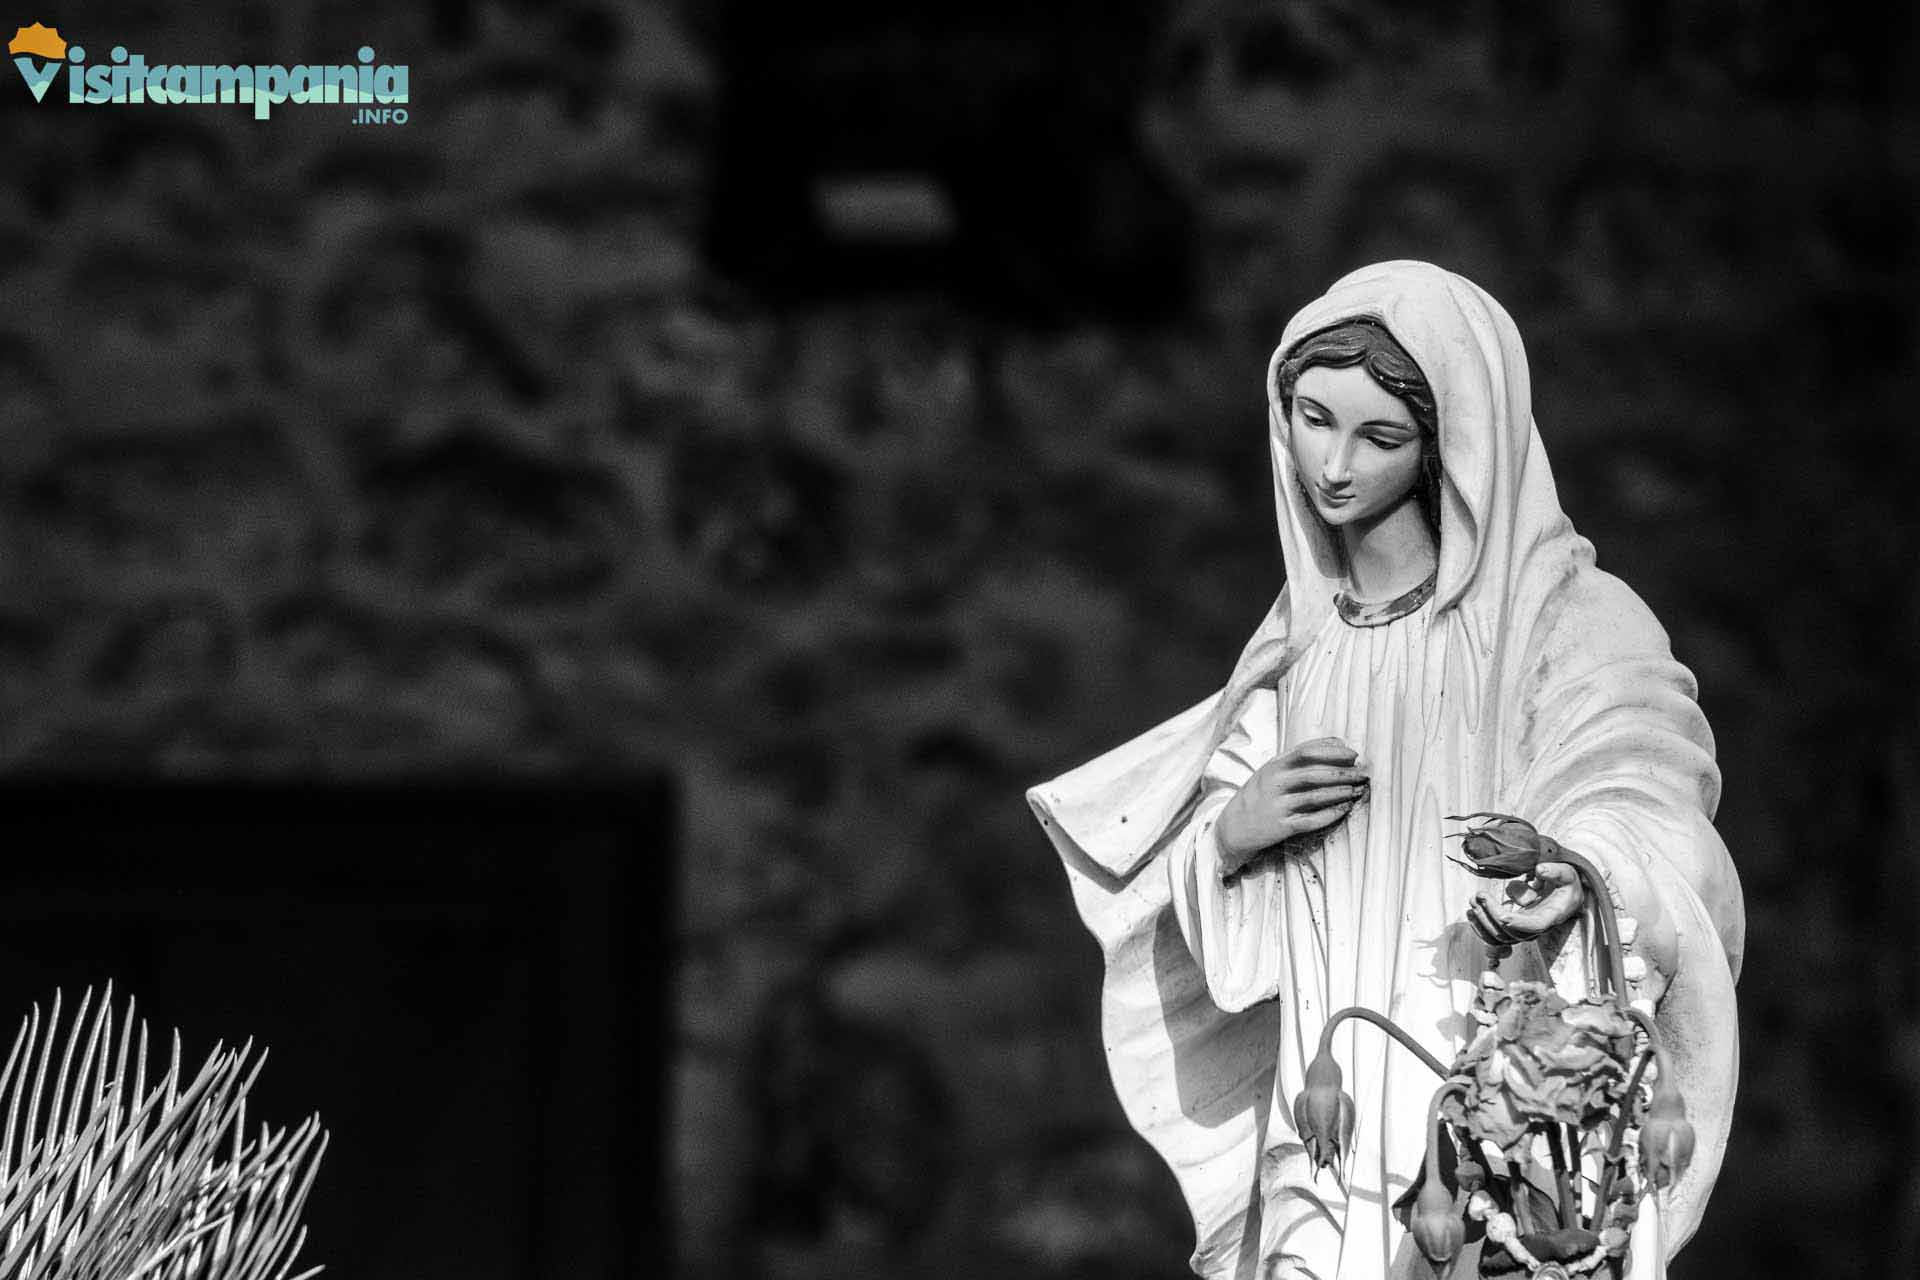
[1028,262,1743,1276]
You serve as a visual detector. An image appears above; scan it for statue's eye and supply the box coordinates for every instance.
[1367,434,1409,451]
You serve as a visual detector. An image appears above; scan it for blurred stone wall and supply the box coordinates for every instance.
[0,2,1915,1278]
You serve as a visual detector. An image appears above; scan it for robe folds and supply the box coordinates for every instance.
[1027,262,1744,1279]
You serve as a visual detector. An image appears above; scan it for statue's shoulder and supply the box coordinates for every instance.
[1534,558,1676,669]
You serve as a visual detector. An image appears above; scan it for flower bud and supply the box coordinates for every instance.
[1292,1046,1356,1175]
[1638,1076,1695,1190]
[1446,813,1545,878]
[1454,1156,1486,1193]
[1408,1173,1464,1266]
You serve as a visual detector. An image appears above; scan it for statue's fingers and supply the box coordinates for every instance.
[1285,765,1370,792]
[1467,898,1502,940]
[1284,738,1359,766]
[1291,798,1357,834]
[1469,894,1524,946]
[1494,905,1549,938]
[1530,860,1580,889]
[1467,907,1508,949]
[1293,785,1365,813]
[1492,886,1581,938]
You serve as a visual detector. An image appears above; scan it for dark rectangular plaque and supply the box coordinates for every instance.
[0,778,674,1280]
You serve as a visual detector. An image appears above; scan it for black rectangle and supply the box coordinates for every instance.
[0,778,674,1280]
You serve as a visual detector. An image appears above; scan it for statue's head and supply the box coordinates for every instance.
[1273,318,1441,536]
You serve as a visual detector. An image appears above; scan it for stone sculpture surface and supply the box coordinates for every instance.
[1029,261,1744,1280]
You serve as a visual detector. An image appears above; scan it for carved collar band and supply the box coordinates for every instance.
[1334,570,1437,627]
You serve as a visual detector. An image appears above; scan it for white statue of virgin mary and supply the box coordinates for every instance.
[1027,262,1744,1280]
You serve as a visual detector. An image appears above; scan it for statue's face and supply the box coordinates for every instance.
[1286,364,1426,531]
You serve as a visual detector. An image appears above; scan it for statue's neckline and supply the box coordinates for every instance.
[1335,571,1437,627]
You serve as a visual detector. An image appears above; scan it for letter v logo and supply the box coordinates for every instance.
[12,55,58,101]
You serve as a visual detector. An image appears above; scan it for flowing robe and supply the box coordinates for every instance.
[1027,262,1744,1280]
[1172,596,1512,1275]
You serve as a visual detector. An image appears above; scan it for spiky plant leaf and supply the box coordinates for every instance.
[0,989,326,1280]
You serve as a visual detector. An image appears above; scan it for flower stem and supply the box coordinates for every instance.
[1569,1122,1587,1224]
[1624,1007,1672,1074]
[1551,847,1627,1000]
[1315,1006,1451,1080]
[1595,1022,1662,1215]
[1547,1122,1576,1228]
[1504,1153,1537,1237]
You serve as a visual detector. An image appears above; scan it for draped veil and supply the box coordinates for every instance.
[1027,262,1744,1277]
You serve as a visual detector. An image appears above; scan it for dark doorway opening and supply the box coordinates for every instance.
[0,778,674,1280]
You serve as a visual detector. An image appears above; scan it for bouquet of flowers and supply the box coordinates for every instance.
[1292,814,1694,1279]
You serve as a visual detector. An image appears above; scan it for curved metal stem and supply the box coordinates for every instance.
[1552,848,1628,1000]
[1503,1152,1538,1237]
[1624,1007,1671,1066]
[1595,1013,1668,1215]
[1546,1121,1576,1228]
[1315,1006,1451,1080]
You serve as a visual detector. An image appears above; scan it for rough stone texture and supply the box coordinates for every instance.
[1,2,1915,1277]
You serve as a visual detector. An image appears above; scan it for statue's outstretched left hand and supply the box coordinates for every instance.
[1468,861,1583,946]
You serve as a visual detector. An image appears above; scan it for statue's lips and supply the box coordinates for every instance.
[1314,486,1353,507]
